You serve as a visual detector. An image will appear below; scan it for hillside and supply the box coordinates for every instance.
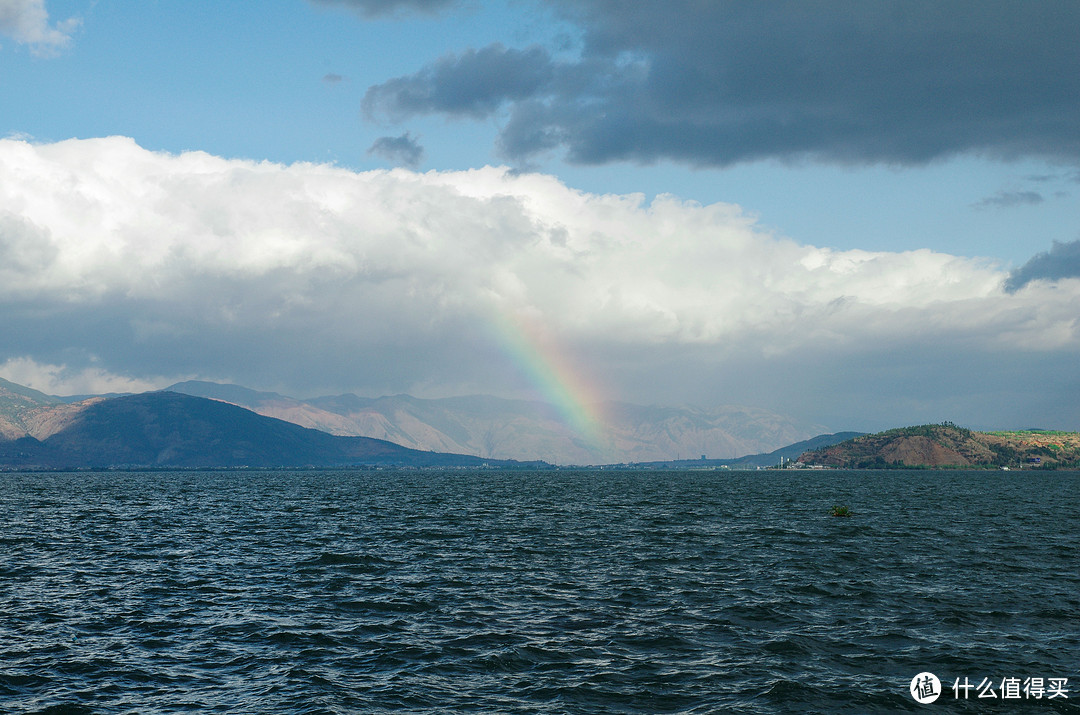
[168,380,823,464]
[0,377,61,439]
[0,391,536,470]
[619,432,864,469]
[798,423,1080,469]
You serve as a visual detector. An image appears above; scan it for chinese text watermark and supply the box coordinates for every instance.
[910,673,1069,703]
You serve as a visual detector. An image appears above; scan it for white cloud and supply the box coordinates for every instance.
[0,0,79,55]
[1,136,1078,426]
[0,356,168,396]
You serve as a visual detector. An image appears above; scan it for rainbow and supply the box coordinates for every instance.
[488,309,608,451]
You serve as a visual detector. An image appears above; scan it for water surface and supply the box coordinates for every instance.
[2,469,1078,713]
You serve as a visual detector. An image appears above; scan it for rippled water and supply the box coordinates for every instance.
[2,469,1078,713]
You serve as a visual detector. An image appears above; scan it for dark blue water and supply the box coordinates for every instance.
[2,469,1078,713]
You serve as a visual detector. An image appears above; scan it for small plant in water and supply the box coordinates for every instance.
[830,505,853,517]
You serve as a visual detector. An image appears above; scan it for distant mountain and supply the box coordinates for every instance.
[797,423,1080,469]
[167,380,825,465]
[0,376,835,467]
[618,431,864,469]
[767,431,868,464]
[168,380,390,437]
[0,377,59,405]
[600,402,827,465]
[0,377,62,440]
[0,391,538,470]
[0,377,112,442]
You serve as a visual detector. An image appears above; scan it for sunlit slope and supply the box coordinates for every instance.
[799,424,1080,469]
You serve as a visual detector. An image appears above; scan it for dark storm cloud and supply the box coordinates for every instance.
[972,190,1045,210]
[363,0,1080,167]
[368,132,425,168]
[310,0,456,18]
[1005,240,1080,293]
[362,44,554,122]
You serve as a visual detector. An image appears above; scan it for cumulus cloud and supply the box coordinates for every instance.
[1005,240,1080,293]
[0,0,79,55]
[309,0,457,19]
[362,0,1080,168]
[1,136,1078,426]
[367,132,425,168]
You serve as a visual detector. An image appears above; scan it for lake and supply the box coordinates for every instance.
[2,469,1078,713]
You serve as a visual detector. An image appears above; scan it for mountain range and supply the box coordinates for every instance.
[11,376,1072,470]
[624,431,865,469]
[0,380,528,469]
[0,377,831,468]
[164,380,824,465]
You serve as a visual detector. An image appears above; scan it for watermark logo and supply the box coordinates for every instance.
[909,673,1070,702]
[911,672,942,704]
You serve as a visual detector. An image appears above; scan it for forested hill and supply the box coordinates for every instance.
[797,424,1080,469]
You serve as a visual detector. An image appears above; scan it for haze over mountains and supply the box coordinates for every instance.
[165,380,824,465]
[1,377,826,467]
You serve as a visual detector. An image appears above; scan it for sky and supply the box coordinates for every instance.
[1,0,1079,433]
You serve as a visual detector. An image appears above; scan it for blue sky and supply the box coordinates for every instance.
[9,0,1077,261]
[2,0,1080,432]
